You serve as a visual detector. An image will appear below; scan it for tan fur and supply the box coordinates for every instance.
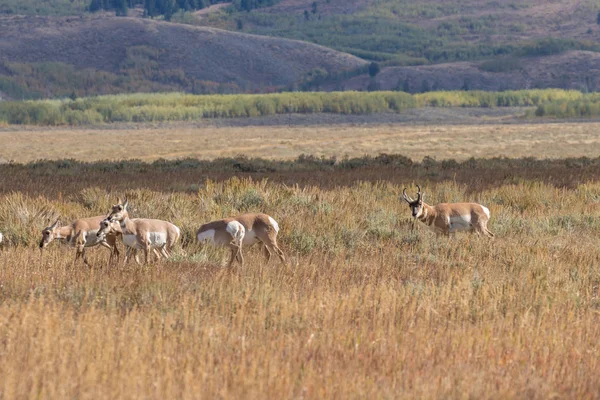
[402,186,494,238]
[39,216,121,266]
[106,198,180,265]
[197,213,286,268]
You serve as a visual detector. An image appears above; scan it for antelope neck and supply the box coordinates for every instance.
[56,225,73,240]
[119,217,136,234]
[418,204,435,226]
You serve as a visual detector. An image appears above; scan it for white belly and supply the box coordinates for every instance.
[197,229,215,243]
[69,230,102,247]
[147,232,167,248]
[448,215,473,233]
[242,230,258,246]
[123,234,141,249]
[84,230,102,246]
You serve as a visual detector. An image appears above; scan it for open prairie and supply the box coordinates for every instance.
[2,119,600,398]
[3,118,600,162]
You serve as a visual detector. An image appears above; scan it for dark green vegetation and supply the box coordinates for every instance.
[0,0,88,16]
[0,89,582,125]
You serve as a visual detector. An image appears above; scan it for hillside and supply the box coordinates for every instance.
[331,51,600,92]
[0,15,366,99]
[199,0,600,63]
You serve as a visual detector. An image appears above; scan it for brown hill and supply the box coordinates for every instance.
[330,51,600,92]
[0,15,366,91]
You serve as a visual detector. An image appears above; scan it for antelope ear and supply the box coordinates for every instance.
[51,218,60,229]
[123,199,129,210]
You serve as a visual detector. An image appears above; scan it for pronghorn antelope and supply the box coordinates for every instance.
[39,216,121,266]
[102,198,181,264]
[196,213,286,268]
[401,185,494,238]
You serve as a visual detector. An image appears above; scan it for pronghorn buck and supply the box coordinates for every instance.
[401,185,494,238]
[196,213,286,268]
[103,198,181,264]
[39,216,121,266]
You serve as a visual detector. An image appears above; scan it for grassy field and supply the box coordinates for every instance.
[3,120,600,162]
[2,154,600,397]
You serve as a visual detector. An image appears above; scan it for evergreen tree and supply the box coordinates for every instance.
[403,78,410,93]
[89,0,103,12]
[115,0,128,16]
[368,62,380,77]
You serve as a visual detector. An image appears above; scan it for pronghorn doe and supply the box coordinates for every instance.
[401,185,494,238]
[39,216,121,266]
[101,198,180,264]
[196,213,286,267]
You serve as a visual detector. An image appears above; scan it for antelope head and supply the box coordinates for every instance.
[401,185,424,218]
[108,196,129,222]
[39,218,60,249]
[96,217,115,238]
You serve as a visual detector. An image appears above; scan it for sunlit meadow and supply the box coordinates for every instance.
[1,161,600,398]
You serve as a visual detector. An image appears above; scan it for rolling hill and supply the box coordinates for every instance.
[329,51,600,92]
[2,0,600,98]
[0,14,366,99]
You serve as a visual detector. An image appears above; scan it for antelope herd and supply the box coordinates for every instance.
[0,185,493,266]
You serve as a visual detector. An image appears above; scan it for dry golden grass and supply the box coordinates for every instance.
[2,174,600,398]
[4,121,600,162]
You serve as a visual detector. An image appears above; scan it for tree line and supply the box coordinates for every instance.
[0,89,584,126]
[88,0,279,17]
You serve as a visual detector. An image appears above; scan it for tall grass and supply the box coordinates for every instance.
[530,93,600,118]
[0,89,585,125]
[1,161,600,397]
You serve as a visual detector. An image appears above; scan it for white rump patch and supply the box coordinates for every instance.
[268,216,280,233]
[448,215,472,233]
[148,232,167,247]
[0,232,3,243]
[226,221,245,246]
[197,229,216,243]
[482,206,491,219]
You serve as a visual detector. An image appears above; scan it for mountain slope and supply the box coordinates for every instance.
[331,51,600,92]
[199,0,600,64]
[0,15,366,98]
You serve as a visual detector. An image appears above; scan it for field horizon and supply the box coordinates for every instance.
[3,115,600,163]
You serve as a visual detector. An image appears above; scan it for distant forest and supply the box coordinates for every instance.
[88,0,277,16]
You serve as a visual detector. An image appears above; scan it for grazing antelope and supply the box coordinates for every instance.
[39,216,121,266]
[102,198,181,264]
[96,217,163,263]
[196,213,286,268]
[401,185,494,238]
